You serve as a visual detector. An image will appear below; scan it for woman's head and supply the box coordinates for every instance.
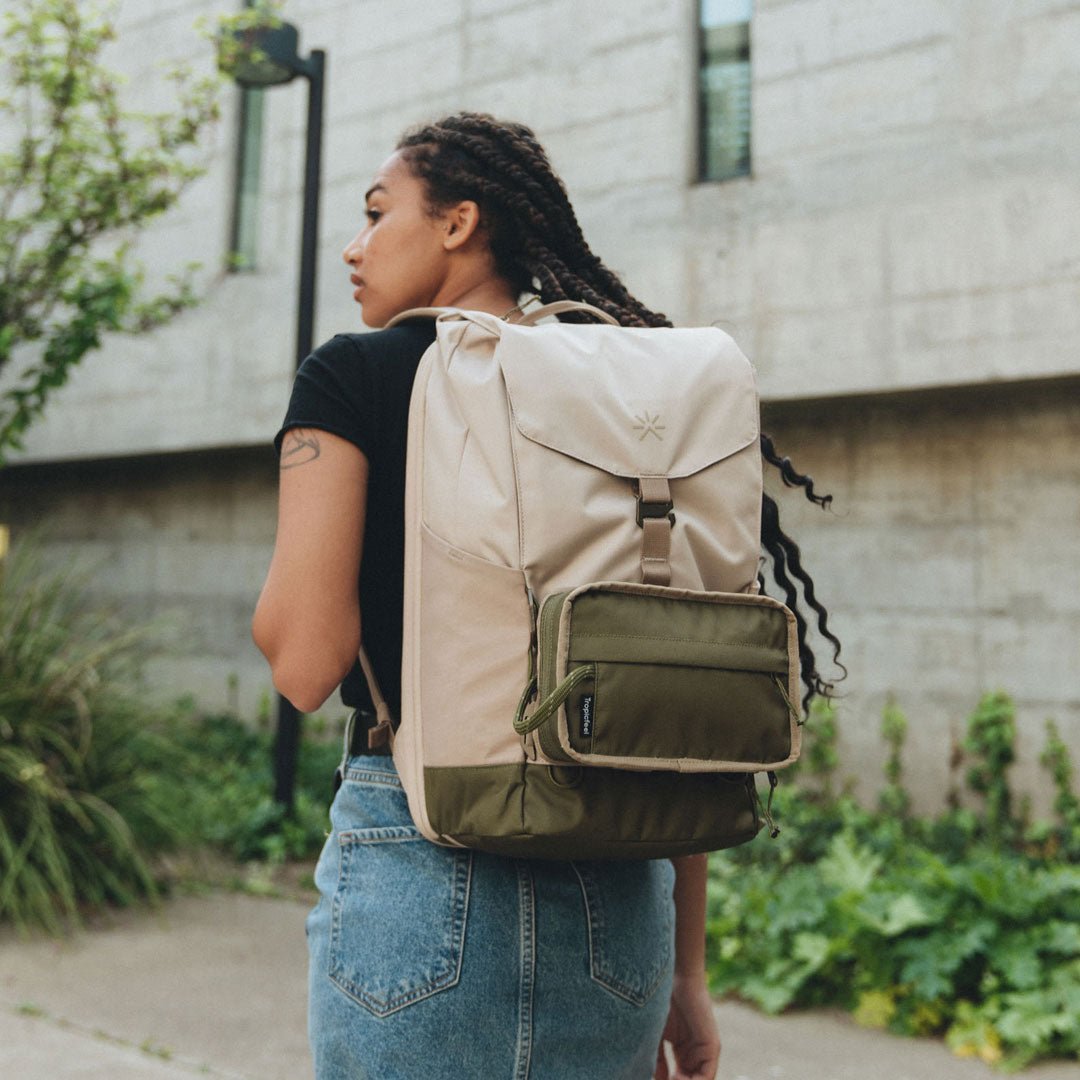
[343,111,672,329]
[341,147,509,329]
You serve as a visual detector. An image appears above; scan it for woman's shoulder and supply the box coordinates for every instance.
[312,322,438,369]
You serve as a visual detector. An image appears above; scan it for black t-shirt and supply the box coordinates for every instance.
[273,321,438,717]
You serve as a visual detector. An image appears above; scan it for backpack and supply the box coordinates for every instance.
[359,300,801,859]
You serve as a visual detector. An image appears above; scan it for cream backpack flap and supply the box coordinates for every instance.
[359,301,801,859]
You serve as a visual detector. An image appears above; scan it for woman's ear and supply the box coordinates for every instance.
[442,200,482,251]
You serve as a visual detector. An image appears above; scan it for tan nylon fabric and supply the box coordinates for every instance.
[381,302,768,845]
[356,646,394,750]
[637,475,672,503]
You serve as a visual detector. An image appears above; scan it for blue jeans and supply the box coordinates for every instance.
[305,753,676,1079]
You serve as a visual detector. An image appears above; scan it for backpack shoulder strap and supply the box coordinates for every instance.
[357,645,395,751]
[514,300,620,326]
[386,300,621,329]
[384,306,464,327]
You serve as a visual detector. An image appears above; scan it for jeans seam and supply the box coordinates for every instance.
[573,863,663,1007]
[513,861,535,1080]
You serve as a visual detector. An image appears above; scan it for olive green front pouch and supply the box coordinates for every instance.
[521,581,801,773]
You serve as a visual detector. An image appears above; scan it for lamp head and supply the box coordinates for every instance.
[223,21,304,86]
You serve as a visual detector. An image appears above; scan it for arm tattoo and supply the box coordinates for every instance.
[280,430,321,469]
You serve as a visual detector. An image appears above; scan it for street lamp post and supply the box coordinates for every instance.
[223,20,326,810]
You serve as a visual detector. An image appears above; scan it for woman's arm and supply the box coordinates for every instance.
[252,427,368,713]
[655,853,721,1080]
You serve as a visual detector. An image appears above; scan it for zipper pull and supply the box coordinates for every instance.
[764,771,780,838]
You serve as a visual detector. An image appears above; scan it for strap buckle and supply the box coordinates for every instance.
[367,717,392,750]
[634,480,675,527]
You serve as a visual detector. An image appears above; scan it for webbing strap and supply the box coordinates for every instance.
[636,476,674,586]
[641,518,672,586]
[515,300,620,326]
[358,645,395,751]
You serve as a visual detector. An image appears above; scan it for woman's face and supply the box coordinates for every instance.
[341,150,452,328]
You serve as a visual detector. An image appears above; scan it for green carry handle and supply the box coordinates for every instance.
[512,664,596,736]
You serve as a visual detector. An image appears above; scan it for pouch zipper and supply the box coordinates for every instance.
[535,590,571,760]
[537,590,569,700]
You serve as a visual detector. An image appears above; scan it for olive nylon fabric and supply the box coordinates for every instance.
[422,763,760,860]
[533,585,795,770]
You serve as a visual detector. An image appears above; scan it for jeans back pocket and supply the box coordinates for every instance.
[573,859,675,1007]
[329,824,473,1017]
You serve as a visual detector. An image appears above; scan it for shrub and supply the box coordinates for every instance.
[0,542,179,935]
[0,538,341,935]
[133,703,340,866]
[707,693,1080,1071]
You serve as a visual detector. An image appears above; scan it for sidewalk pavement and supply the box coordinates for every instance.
[1,888,1076,1080]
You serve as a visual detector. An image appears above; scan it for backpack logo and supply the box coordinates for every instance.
[632,411,665,441]
[579,694,594,739]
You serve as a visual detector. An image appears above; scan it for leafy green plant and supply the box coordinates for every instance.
[0,0,220,462]
[708,692,1080,1071]
[0,536,341,935]
[1030,720,1080,862]
[878,698,910,819]
[800,696,841,802]
[205,0,286,80]
[963,691,1017,849]
[0,540,179,935]
[133,704,341,866]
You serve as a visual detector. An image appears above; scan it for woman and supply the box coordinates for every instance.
[253,112,839,1080]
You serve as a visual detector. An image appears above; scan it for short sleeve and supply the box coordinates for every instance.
[273,335,378,462]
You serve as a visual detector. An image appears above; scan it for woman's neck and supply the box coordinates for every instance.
[431,278,522,321]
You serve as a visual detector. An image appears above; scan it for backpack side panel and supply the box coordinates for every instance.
[396,318,532,845]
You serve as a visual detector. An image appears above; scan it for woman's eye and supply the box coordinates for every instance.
[365,208,381,223]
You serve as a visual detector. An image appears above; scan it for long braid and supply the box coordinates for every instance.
[398,117,667,326]
[760,432,832,508]
[396,111,844,707]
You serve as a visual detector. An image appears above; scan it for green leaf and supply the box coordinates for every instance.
[819,831,882,895]
[898,920,997,1002]
[853,988,897,1029]
[855,890,940,938]
[792,931,831,968]
[880,893,939,937]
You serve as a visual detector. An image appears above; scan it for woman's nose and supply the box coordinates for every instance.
[342,233,363,265]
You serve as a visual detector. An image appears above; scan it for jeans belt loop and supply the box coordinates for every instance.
[333,709,359,796]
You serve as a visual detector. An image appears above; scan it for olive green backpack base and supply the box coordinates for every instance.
[423,765,761,861]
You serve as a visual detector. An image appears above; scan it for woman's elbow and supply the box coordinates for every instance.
[272,668,337,714]
[251,611,359,714]
[261,650,352,715]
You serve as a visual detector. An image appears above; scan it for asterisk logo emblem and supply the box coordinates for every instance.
[632,412,665,441]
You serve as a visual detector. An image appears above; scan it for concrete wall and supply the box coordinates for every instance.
[761,378,1080,813]
[3,0,1078,810]
[1,448,284,723]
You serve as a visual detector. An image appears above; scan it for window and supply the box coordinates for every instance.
[698,0,752,182]
[228,2,265,270]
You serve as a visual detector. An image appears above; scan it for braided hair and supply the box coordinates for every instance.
[396,111,844,709]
